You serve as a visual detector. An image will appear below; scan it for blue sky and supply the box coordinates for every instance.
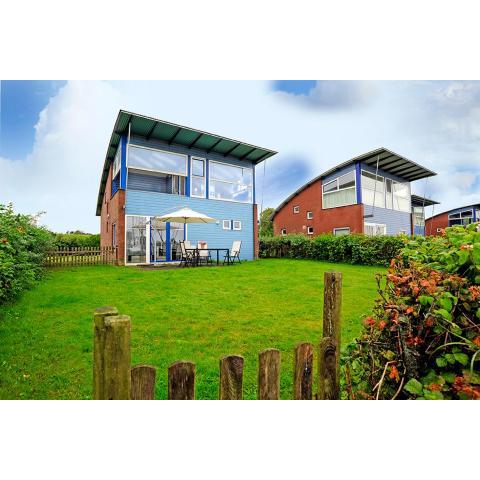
[0,80,479,233]
[0,80,66,159]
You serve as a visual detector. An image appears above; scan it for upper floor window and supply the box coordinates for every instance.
[191,157,206,198]
[209,161,253,203]
[307,211,313,219]
[449,210,474,226]
[413,206,425,227]
[128,144,188,176]
[293,206,300,213]
[322,171,356,209]
[361,170,410,213]
[113,143,121,178]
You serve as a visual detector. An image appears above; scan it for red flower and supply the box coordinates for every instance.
[378,320,387,330]
[364,316,376,327]
[473,336,480,347]
[389,365,400,382]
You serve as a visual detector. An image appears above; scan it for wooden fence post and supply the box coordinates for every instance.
[131,365,156,400]
[102,315,131,400]
[294,342,314,400]
[93,306,119,399]
[258,348,280,400]
[318,337,338,400]
[219,355,244,400]
[318,271,342,400]
[168,361,195,400]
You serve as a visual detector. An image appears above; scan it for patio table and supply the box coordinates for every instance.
[185,248,230,266]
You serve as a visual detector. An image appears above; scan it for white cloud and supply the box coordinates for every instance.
[0,80,479,232]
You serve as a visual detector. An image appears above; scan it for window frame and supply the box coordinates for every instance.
[333,227,351,236]
[281,228,287,236]
[293,205,300,214]
[321,171,357,210]
[307,226,314,235]
[190,156,206,199]
[307,211,313,219]
[113,143,122,178]
[127,143,188,177]
[232,220,242,231]
[222,219,232,230]
[208,160,254,204]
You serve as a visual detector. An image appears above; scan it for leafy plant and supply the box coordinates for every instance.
[342,223,480,400]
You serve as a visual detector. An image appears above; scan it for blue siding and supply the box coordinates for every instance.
[323,163,357,185]
[126,190,254,260]
[120,136,127,189]
[414,225,425,236]
[127,171,168,193]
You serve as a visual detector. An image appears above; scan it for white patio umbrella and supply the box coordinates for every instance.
[155,206,216,224]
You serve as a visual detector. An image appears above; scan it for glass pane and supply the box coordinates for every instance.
[169,222,184,261]
[192,159,204,177]
[113,144,121,176]
[323,188,356,208]
[362,171,384,192]
[323,180,337,193]
[334,228,350,236]
[128,145,187,176]
[338,171,355,190]
[151,220,167,262]
[191,176,205,197]
[210,162,252,186]
[461,210,473,218]
[393,196,410,212]
[126,216,147,264]
[362,188,385,208]
[210,179,252,202]
[393,182,409,198]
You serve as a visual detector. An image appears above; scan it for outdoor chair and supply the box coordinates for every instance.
[197,241,211,265]
[179,241,194,267]
[224,240,242,265]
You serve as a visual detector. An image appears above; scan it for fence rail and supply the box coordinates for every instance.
[93,271,342,400]
[44,246,117,267]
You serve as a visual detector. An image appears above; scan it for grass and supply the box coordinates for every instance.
[0,259,383,399]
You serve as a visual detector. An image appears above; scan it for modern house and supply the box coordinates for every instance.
[97,110,277,265]
[425,203,480,235]
[271,148,437,237]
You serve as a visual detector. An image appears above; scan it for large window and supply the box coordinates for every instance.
[413,206,425,227]
[361,170,410,213]
[113,143,121,177]
[126,216,147,264]
[191,157,206,198]
[209,161,253,203]
[128,145,187,176]
[333,227,350,236]
[322,171,356,209]
[449,210,474,226]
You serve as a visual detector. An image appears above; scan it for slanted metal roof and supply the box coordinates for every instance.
[271,147,437,220]
[411,194,439,207]
[96,110,277,215]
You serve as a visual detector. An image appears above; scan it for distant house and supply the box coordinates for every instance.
[96,110,276,265]
[425,203,480,235]
[271,148,438,237]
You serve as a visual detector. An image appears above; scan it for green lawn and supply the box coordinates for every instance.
[0,259,383,399]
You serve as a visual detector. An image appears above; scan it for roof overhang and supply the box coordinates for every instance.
[96,110,277,216]
[411,194,440,207]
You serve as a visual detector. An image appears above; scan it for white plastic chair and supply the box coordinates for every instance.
[224,240,242,265]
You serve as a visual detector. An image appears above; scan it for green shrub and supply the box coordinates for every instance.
[342,223,480,400]
[54,232,100,248]
[259,233,405,266]
[0,203,54,304]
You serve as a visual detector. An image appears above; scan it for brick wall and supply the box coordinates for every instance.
[425,212,449,236]
[272,178,364,236]
[100,165,125,264]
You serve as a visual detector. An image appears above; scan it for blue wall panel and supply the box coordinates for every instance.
[363,204,411,235]
[126,190,254,260]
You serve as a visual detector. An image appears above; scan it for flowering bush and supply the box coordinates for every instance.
[342,223,480,400]
[0,203,54,304]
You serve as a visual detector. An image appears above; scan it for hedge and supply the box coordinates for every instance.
[259,233,406,266]
[54,233,100,248]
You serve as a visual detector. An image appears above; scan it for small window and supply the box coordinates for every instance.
[281,228,287,236]
[307,211,313,219]
[307,226,314,235]
[293,206,300,214]
[437,228,443,233]
[222,220,231,230]
[233,220,242,231]
[191,157,206,198]
[333,227,350,236]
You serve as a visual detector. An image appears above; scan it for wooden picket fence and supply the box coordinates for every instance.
[44,246,117,267]
[93,271,342,400]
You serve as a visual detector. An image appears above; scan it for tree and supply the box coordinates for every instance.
[259,207,275,237]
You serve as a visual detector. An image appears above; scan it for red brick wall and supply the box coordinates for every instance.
[425,212,449,236]
[100,166,125,264]
[272,178,364,236]
[253,203,259,259]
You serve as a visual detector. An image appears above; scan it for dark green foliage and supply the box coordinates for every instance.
[0,203,54,304]
[259,207,275,237]
[54,232,100,248]
[342,223,480,400]
[260,233,405,266]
